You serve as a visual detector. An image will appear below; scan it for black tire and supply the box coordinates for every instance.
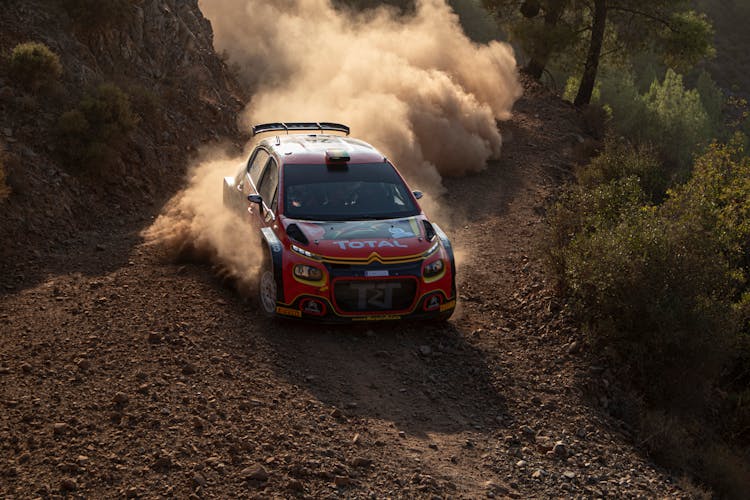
[257,255,278,317]
[431,310,454,323]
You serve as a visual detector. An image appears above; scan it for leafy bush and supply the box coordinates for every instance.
[640,69,713,171]
[57,83,138,169]
[576,139,667,201]
[125,83,162,123]
[546,137,750,494]
[596,66,649,139]
[587,67,719,176]
[695,70,725,134]
[550,139,749,400]
[8,42,62,92]
[546,173,646,282]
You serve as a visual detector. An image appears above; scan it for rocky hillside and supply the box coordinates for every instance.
[0,0,242,292]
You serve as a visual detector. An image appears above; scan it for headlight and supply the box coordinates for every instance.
[424,259,444,278]
[291,244,321,260]
[294,264,323,281]
[422,241,439,258]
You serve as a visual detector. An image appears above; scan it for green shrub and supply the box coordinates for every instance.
[596,66,649,139]
[592,67,719,176]
[546,174,647,280]
[57,83,138,169]
[576,139,667,201]
[125,83,162,123]
[59,0,134,28]
[547,136,750,493]
[696,70,725,134]
[667,136,750,271]
[8,42,62,92]
[640,69,713,172]
[547,140,748,406]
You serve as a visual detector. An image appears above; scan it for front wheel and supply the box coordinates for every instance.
[258,258,278,317]
[430,310,454,323]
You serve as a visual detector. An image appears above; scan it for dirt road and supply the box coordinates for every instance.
[0,80,684,498]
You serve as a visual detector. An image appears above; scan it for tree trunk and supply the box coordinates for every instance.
[524,59,546,79]
[574,0,607,107]
[523,0,567,80]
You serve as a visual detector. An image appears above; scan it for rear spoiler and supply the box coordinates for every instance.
[251,122,350,136]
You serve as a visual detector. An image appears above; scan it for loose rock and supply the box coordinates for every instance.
[334,475,351,487]
[350,457,372,468]
[242,465,269,482]
[553,441,568,458]
[192,473,207,488]
[59,478,77,492]
[113,392,129,406]
[52,423,70,435]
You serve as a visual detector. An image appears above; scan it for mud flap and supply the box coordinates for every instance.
[260,227,284,303]
[433,224,456,298]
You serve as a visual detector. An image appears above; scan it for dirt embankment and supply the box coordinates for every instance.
[0,0,242,293]
[0,1,687,498]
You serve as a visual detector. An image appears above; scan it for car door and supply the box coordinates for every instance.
[252,156,279,228]
[242,148,271,223]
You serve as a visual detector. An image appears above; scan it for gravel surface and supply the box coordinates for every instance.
[0,78,686,498]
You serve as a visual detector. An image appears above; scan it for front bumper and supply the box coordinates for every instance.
[275,291,456,322]
[274,257,456,322]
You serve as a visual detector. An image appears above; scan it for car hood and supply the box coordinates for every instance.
[283,216,432,261]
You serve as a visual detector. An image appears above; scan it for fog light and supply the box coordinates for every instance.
[294,264,323,281]
[423,259,444,278]
[300,298,326,316]
[424,294,442,311]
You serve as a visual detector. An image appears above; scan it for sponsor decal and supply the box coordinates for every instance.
[349,282,402,310]
[334,240,408,250]
[439,299,456,312]
[389,226,412,239]
[314,219,416,241]
[276,306,302,318]
[352,315,401,321]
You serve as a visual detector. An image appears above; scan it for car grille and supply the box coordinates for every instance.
[333,278,417,313]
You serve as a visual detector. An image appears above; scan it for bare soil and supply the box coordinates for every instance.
[0,78,686,498]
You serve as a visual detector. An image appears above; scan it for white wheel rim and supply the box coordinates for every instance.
[260,270,277,314]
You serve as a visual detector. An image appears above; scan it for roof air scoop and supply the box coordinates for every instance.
[325,149,350,162]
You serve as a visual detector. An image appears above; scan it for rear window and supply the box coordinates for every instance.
[283,162,419,221]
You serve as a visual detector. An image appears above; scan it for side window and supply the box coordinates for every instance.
[258,158,279,211]
[247,148,270,186]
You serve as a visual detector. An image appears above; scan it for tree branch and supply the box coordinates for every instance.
[609,5,677,32]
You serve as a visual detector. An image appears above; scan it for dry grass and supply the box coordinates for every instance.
[8,41,62,92]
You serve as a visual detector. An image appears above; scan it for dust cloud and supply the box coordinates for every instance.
[201,0,522,196]
[143,149,260,294]
[146,0,521,290]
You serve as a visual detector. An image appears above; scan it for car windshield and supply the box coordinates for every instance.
[283,162,420,221]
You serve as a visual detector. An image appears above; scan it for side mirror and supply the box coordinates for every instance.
[413,191,423,200]
[247,194,263,204]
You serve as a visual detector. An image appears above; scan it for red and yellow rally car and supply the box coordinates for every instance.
[223,122,456,322]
